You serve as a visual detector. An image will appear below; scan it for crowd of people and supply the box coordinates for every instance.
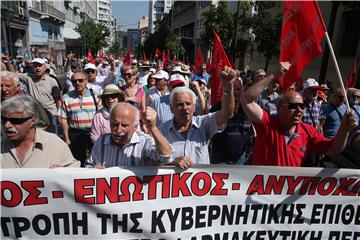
[1,52,359,169]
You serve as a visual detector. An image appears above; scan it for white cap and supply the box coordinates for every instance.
[303,78,320,90]
[32,58,46,65]
[152,70,169,80]
[169,73,186,87]
[84,63,96,70]
[149,68,156,74]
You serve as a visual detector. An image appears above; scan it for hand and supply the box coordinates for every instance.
[171,156,192,169]
[94,163,106,169]
[144,106,157,129]
[274,62,291,77]
[342,111,357,131]
[218,66,237,90]
[191,81,201,92]
[64,138,71,145]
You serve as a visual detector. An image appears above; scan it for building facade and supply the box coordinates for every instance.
[148,0,173,34]
[138,16,149,44]
[97,0,115,45]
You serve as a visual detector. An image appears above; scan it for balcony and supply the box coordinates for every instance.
[30,1,65,24]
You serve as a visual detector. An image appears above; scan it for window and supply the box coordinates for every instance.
[54,31,58,40]
[48,29,52,39]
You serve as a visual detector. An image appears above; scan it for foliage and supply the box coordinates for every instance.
[108,41,122,57]
[75,20,110,56]
[142,20,185,59]
[202,0,234,52]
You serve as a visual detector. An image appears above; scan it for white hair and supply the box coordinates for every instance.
[0,71,20,86]
[170,86,196,107]
[110,102,140,127]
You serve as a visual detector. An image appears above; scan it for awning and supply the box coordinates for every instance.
[63,25,80,39]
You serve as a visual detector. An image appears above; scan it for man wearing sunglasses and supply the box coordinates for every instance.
[58,72,99,167]
[240,62,357,167]
[1,95,79,168]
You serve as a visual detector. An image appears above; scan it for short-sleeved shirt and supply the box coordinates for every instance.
[193,72,211,85]
[22,74,60,115]
[257,90,279,116]
[1,128,79,168]
[350,104,360,125]
[58,89,98,129]
[159,112,225,164]
[320,103,346,139]
[147,86,169,107]
[86,132,171,167]
[302,100,321,127]
[251,110,332,166]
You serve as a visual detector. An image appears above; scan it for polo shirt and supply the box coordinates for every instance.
[1,128,79,168]
[58,89,98,129]
[251,110,331,166]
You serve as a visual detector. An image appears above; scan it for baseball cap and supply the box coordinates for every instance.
[169,74,186,87]
[320,84,330,90]
[303,78,320,90]
[84,63,96,70]
[32,58,46,65]
[152,70,169,80]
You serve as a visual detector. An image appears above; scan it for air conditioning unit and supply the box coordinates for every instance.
[18,7,24,16]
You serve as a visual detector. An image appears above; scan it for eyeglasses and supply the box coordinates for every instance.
[281,103,306,110]
[124,73,133,78]
[85,69,95,74]
[72,79,85,84]
[103,94,119,99]
[2,116,33,125]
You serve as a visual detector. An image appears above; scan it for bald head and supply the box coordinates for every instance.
[277,91,303,106]
[110,102,140,127]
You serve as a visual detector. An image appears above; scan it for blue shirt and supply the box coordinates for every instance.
[320,103,346,139]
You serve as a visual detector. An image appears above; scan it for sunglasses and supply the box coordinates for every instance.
[124,73,133,78]
[103,94,120,99]
[282,103,305,110]
[72,79,85,84]
[85,69,95,74]
[2,116,33,125]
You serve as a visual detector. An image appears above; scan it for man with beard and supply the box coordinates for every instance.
[1,95,79,168]
[86,102,172,167]
[240,62,357,166]
[58,72,99,166]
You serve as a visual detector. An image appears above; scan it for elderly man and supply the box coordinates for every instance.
[159,67,236,169]
[1,95,79,168]
[1,71,19,102]
[20,58,61,134]
[86,103,172,167]
[347,88,360,124]
[240,63,357,166]
[301,78,322,131]
[59,71,99,166]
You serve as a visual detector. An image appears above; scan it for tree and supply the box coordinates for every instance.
[202,1,234,52]
[75,20,110,57]
[108,41,121,57]
[250,1,282,71]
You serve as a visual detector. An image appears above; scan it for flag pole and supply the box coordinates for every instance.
[324,32,350,111]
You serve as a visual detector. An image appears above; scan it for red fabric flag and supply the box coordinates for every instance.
[154,48,160,59]
[87,48,95,64]
[193,47,204,73]
[279,1,326,90]
[173,55,177,62]
[210,30,232,105]
[345,54,360,89]
[123,48,131,65]
[143,51,147,61]
[162,49,166,65]
[97,51,105,61]
[166,49,170,65]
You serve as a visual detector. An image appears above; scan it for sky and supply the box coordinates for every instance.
[111,1,149,30]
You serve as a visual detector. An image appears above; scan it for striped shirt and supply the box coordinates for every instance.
[58,89,98,129]
[159,112,225,164]
[85,132,171,167]
[302,100,321,127]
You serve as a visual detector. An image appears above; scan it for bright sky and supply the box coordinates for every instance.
[111,1,149,30]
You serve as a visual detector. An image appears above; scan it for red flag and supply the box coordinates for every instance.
[193,47,204,73]
[279,1,326,90]
[87,48,95,64]
[143,51,147,61]
[97,51,105,61]
[345,54,360,89]
[162,49,166,65]
[123,48,131,65]
[166,49,170,65]
[154,48,160,59]
[210,30,232,105]
[173,55,177,62]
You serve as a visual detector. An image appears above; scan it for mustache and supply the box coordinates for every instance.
[112,132,125,137]
[5,128,17,134]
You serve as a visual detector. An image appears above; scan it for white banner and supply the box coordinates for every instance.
[1,166,359,239]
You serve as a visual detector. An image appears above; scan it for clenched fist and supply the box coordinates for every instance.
[143,106,157,129]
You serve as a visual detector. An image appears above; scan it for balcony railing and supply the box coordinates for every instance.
[30,1,65,23]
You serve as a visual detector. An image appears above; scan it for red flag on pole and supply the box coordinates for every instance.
[97,51,106,61]
[345,54,360,89]
[279,1,326,90]
[210,30,232,105]
[162,49,166,65]
[166,49,170,65]
[143,51,147,61]
[87,48,95,64]
[173,55,177,63]
[123,48,131,65]
[193,47,204,73]
[154,48,160,59]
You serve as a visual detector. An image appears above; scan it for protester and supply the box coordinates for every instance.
[84,61,116,97]
[146,70,169,106]
[256,76,279,116]
[347,88,360,124]
[59,71,99,166]
[1,71,19,102]
[337,125,360,168]
[1,95,79,168]
[240,62,357,166]
[301,78,322,131]
[86,103,172,167]
[193,64,211,88]
[137,60,153,87]
[90,84,125,143]
[159,67,235,169]
[320,88,347,139]
[20,58,61,134]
